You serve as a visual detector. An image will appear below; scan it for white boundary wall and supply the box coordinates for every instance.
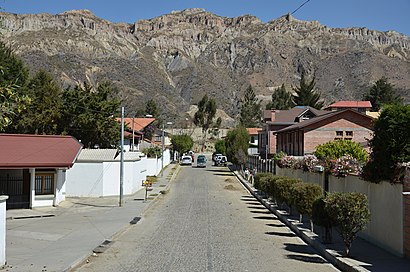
[277,167,404,256]
[66,149,171,197]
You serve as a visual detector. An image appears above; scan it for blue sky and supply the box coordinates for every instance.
[2,0,409,36]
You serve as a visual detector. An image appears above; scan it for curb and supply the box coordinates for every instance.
[232,170,368,272]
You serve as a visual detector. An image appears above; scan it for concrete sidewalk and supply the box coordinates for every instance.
[232,169,410,272]
[4,163,180,272]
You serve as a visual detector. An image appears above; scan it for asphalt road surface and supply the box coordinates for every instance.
[74,159,338,272]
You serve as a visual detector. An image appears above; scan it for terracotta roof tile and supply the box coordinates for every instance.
[246,128,262,135]
[116,118,156,131]
[0,134,82,169]
[326,101,372,109]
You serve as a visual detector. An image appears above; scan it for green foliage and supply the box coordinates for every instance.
[0,43,30,131]
[214,139,226,154]
[266,84,294,110]
[363,77,402,111]
[0,42,29,87]
[291,183,323,217]
[0,83,30,131]
[9,70,62,134]
[225,126,250,166]
[240,85,261,127]
[194,94,217,133]
[292,71,324,109]
[312,197,333,228]
[362,104,410,182]
[145,99,160,118]
[59,81,121,148]
[314,139,368,162]
[171,134,193,155]
[274,177,302,206]
[143,145,162,158]
[324,192,370,256]
[253,172,273,192]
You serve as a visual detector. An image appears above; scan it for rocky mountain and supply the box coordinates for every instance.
[0,8,409,126]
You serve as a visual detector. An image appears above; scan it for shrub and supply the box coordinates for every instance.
[291,183,323,217]
[291,183,323,231]
[258,174,275,195]
[332,155,363,177]
[314,140,368,163]
[254,172,273,191]
[301,155,319,172]
[325,192,371,256]
[264,175,289,200]
[142,146,162,158]
[277,155,297,168]
[312,197,333,243]
[274,177,302,206]
[362,104,410,182]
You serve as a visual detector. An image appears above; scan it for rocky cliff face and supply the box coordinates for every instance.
[0,9,409,125]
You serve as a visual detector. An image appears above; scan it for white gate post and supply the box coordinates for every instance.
[0,196,8,266]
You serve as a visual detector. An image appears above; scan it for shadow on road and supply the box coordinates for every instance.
[283,243,327,264]
[246,205,266,210]
[266,223,285,228]
[250,210,272,214]
[265,231,296,237]
[286,254,327,264]
[253,216,277,220]
[206,169,231,173]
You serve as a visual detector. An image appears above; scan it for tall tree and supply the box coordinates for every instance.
[60,81,121,148]
[0,42,29,87]
[194,94,217,133]
[0,42,30,131]
[145,99,160,118]
[9,70,62,134]
[266,84,294,110]
[363,77,402,111]
[240,85,261,127]
[361,104,410,182]
[292,72,323,109]
[225,126,250,167]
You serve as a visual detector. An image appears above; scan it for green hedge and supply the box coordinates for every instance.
[274,177,302,206]
[291,183,323,217]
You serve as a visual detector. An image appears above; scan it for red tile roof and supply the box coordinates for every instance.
[116,118,156,131]
[246,128,262,135]
[326,101,372,109]
[0,134,82,169]
[275,109,374,133]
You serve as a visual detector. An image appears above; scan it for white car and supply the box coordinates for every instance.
[180,155,193,166]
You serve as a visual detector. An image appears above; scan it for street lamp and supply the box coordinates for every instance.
[161,121,173,176]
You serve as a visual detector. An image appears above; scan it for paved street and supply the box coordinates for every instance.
[74,160,338,272]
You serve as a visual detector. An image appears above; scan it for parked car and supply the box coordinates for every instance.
[214,155,227,166]
[196,155,207,168]
[180,155,193,166]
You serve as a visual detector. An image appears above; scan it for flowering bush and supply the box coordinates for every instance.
[332,155,363,177]
[301,155,319,172]
[277,155,297,168]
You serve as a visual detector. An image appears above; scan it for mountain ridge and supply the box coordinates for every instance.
[0,9,409,125]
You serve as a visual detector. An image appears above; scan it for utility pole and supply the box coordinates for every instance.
[131,116,135,152]
[161,122,164,177]
[120,106,124,207]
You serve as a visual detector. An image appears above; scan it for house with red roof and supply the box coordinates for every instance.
[324,101,372,113]
[258,106,328,157]
[0,134,82,209]
[246,128,262,155]
[275,109,374,155]
[116,117,156,151]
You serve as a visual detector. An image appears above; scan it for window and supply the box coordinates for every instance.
[250,136,255,144]
[336,131,343,136]
[35,173,54,195]
[346,131,353,137]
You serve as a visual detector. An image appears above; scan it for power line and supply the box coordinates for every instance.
[291,0,311,15]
